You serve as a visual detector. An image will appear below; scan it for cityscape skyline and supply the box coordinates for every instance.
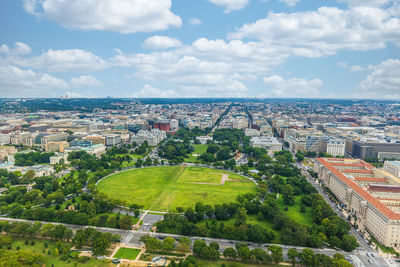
[0,0,399,99]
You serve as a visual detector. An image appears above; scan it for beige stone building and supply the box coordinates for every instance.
[46,141,70,153]
[314,158,400,248]
[0,146,17,160]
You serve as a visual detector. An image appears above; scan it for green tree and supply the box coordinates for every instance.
[92,235,110,256]
[235,207,247,226]
[162,237,175,252]
[223,247,237,260]
[237,245,251,262]
[209,242,219,252]
[118,216,133,230]
[341,234,359,252]
[287,248,299,266]
[268,245,283,264]
[193,239,206,256]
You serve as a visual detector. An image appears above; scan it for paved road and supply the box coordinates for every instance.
[0,216,359,263]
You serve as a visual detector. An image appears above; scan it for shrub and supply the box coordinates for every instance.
[44,242,48,248]
[300,205,306,213]
[7,245,12,250]
[24,240,29,246]
[60,254,68,261]
[31,240,35,246]
[78,256,90,263]
[16,246,20,250]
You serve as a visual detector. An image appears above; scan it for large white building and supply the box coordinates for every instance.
[131,129,166,146]
[250,137,282,152]
[244,128,260,137]
[315,158,400,247]
[105,134,122,146]
[327,139,346,156]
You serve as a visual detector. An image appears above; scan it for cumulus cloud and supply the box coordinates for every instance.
[9,49,107,72]
[142,36,182,50]
[0,42,32,56]
[357,59,400,98]
[0,65,68,97]
[208,0,249,13]
[111,37,288,97]
[337,62,375,72]
[279,0,300,7]
[130,84,178,98]
[229,6,400,56]
[189,18,202,25]
[70,75,102,87]
[23,0,182,34]
[263,75,322,97]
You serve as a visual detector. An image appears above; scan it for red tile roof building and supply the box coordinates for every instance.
[314,158,400,247]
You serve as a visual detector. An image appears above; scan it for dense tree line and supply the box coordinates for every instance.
[158,139,194,163]
[15,152,55,166]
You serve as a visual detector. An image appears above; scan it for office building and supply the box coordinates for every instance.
[315,158,400,247]
[384,161,400,178]
[327,139,346,157]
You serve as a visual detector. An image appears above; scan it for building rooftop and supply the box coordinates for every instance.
[316,158,400,220]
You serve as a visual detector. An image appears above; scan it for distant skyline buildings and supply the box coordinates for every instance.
[0,0,399,99]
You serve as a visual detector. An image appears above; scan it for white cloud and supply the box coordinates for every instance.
[11,49,107,72]
[0,65,68,97]
[142,36,182,50]
[337,61,375,71]
[0,42,32,56]
[278,0,300,7]
[229,6,400,56]
[130,84,178,98]
[263,75,322,97]
[189,18,202,25]
[23,0,182,34]
[357,59,400,98]
[338,0,394,7]
[111,37,287,97]
[70,75,102,87]
[208,0,249,13]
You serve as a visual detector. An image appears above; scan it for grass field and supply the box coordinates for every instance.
[97,166,256,211]
[276,195,313,227]
[185,144,208,162]
[114,247,141,260]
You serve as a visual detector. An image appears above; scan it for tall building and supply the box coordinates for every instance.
[314,158,400,247]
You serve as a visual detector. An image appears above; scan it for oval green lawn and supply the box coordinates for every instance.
[97,166,256,211]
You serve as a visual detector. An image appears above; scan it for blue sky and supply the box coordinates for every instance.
[0,0,399,99]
